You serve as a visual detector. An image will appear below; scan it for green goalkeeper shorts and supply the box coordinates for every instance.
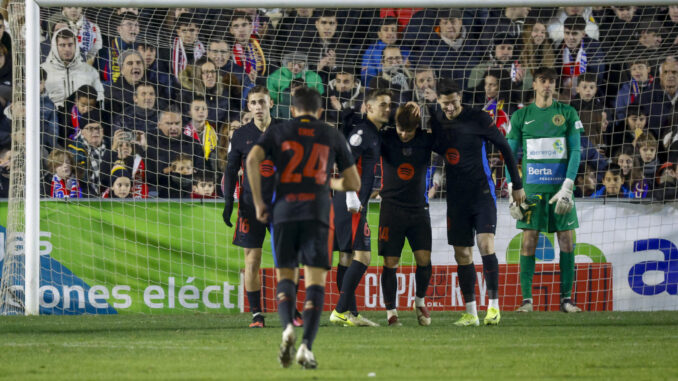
[516,192,579,233]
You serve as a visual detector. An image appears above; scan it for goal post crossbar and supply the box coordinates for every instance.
[33,0,678,9]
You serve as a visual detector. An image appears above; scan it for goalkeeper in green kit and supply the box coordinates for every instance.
[504,67,582,313]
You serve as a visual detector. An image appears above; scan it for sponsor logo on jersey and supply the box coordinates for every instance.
[552,114,565,126]
[260,160,275,177]
[445,148,460,165]
[525,163,567,185]
[526,137,567,160]
[397,163,415,181]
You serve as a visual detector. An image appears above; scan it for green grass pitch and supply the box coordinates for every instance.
[1,311,677,380]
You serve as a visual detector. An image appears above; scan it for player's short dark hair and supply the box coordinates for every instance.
[563,16,586,32]
[134,82,155,94]
[192,170,215,185]
[606,163,622,177]
[533,67,558,81]
[396,104,420,132]
[365,88,392,103]
[75,85,99,101]
[231,12,253,24]
[436,78,461,96]
[176,14,197,29]
[335,68,355,77]
[626,104,647,117]
[578,73,598,85]
[292,86,322,112]
[247,85,270,100]
[55,28,76,41]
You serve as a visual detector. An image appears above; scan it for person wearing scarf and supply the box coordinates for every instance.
[183,96,219,172]
[97,12,139,84]
[615,59,654,121]
[229,12,267,78]
[62,7,102,65]
[556,16,605,98]
[47,149,82,199]
[67,111,109,197]
[168,14,206,85]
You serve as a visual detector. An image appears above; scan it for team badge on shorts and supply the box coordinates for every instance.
[552,114,565,126]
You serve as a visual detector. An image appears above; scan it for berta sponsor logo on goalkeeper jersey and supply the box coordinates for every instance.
[526,137,567,160]
[526,163,567,184]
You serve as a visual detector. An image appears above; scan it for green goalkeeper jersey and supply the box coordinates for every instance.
[507,100,583,193]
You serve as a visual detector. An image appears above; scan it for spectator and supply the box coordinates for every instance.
[466,33,521,91]
[271,8,316,58]
[160,13,205,85]
[548,7,600,43]
[164,154,194,198]
[367,45,412,104]
[179,57,240,125]
[43,13,70,63]
[101,166,132,199]
[97,11,139,84]
[660,5,678,50]
[613,145,648,198]
[403,66,437,127]
[570,73,608,162]
[555,16,605,98]
[0,13,11,57]
[62,7,102,65]
[229,12,266,80]
[302,9,351,84]
[469,69,513,135]
[113,82,158,133]
[518,19,556,91]
[64,84,99,142]
[67,111,109,197]
[590,163,627,198]
[608,104,651,150]
[0,43,12,108]
[106,49,146,117]
[361,17,410,87]
[476,7,531,54]
[0,147,10,198]
[191,170,217,199]
[615,59,654,122]
[46,149,82,198]
[101,129,148,199]
[574,166,598,197]
[183,96,219,173]
[40,69,59,150]
[639,58,678,134]
[599,6,640,56]
[409,9,476,84]
[324,68,362,126]
[267,51,323,117]
[136,35,171,101]
[636,131,659,182]
[653,162,678,201]
[146,104,204,198]
[42,27,104,108]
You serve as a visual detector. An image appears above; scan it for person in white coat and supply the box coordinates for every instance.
[41,27,104,109]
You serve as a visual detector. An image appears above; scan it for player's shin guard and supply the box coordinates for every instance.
[276,279,296,328]
[335,261,367,313]
[520,255,536,300]
[457,264,476,303]
[247,290,262,315]
[415,263,432,299]
[559,251,575,299]
[481,254,499,300]
[381,267,398,310]
[302,285,324,350]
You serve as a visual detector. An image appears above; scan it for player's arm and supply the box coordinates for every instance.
[222,137,242,227]
[331,165,361,192]
[549,110,582,215]
[245,145,269,223]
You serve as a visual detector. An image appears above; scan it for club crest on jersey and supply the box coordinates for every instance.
[402,147,412,156]
[552,114,565,126]
[349,133,362,146]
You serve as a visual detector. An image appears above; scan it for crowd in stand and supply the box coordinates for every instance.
[1,6,677,201]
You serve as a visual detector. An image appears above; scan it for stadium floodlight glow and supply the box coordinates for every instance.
[33,0,678,7]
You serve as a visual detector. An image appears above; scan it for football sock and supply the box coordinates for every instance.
[381,266,398,310]
[336,264,347,293]
[246,290,262,315]
[386,309,398,320]
[276,279,296,328]
[415,296,426,307]
[336,261,367,313]
[520,255,536,300]
[481,254,499,300]
[488,298,499,310]
[415,263,432,298]
[560,251,575,298]
[466,301,478,317]
[302,285,324,351]
[457,263,476,304]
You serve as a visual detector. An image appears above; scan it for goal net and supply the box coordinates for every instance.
[1,3,677,315]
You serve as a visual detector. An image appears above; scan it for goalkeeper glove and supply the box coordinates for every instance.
[549,178,574,215]
[346,191,361,213]
[222,198,234,227]
[508,183,528,220]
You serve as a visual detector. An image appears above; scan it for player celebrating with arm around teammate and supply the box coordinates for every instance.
[246,87,360,369]
[431,79,524,326]
[505,67,582,313]
[329,89,392,327]
[378,103,434,326]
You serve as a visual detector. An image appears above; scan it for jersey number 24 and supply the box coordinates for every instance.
[280,141,329,185]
